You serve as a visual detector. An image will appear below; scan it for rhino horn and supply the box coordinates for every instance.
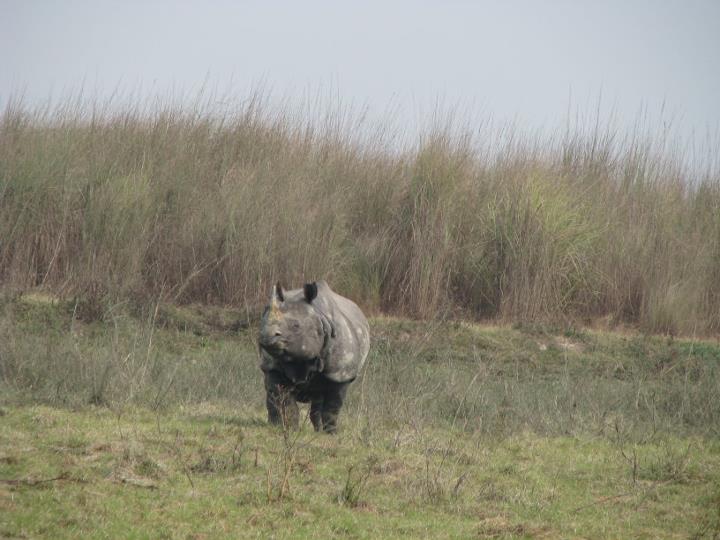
[271,282,285,308]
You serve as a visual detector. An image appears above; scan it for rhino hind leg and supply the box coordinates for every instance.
[264,371,299,430]
[321,381,349,434]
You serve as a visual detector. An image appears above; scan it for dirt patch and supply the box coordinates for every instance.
[476,515,550,538]
[0,455,19,465]
[113,471,158,489]
[556,337,584,353]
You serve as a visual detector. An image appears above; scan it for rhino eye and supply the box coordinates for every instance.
[291,321,301,330]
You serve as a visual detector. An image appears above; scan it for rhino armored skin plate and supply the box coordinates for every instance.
[258,280,370,434]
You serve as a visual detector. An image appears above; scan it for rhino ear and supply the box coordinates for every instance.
[303,282,318,303]
[274,282,285,303]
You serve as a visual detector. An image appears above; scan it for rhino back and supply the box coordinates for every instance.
[316,283,370,383]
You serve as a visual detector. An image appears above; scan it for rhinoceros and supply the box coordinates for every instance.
[258,280,370,433]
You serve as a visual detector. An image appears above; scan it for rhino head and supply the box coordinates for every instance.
[259,282,329,364]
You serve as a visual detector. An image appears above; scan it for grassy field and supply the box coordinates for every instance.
[2,92,719,538]
[2,294,719,538]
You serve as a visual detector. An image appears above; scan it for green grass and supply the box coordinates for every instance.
[1,295,719,538]
[1,407,718,538]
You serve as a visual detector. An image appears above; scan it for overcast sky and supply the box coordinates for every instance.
[1,1,719,144]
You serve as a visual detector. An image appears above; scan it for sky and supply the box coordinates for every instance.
[1,0,719,145]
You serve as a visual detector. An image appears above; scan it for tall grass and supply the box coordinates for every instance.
[1,92,718,335]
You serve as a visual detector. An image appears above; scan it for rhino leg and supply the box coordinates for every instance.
[264,371,299,430]
[310,399,324,432]
[321,381,349,434]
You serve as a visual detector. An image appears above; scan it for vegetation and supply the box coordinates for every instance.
[1,295,719,538]
[1,92,719,335]
[1,93,719,537]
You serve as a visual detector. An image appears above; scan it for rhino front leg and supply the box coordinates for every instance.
[310,399,324,432]
[264,371,299,430]
[321,381,349,434]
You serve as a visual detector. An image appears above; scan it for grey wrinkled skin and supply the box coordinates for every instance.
[258,280,370,433]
